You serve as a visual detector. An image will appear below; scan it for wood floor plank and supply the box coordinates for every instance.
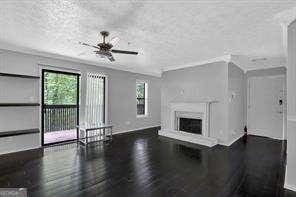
[0,127,295,197]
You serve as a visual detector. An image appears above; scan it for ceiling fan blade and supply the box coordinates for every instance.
[77,51,88,56]
[111,49,138,55]
[94,51,106,59]
[109,36,120,46]
[78,42,100,50]
[107,54,115,62]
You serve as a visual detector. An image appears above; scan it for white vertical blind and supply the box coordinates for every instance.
[85,73,105,125]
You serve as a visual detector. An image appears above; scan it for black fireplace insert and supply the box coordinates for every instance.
[179,118,202,134]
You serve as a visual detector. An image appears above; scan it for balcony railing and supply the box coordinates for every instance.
[43,105,78,133]
[137,98,145,115]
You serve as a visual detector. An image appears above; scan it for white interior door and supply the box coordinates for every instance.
[247,75,285,139]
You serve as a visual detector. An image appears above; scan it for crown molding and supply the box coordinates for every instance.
[274,7,296,27]
[0,43,286,77]
[273,8,296,58]
[0,45,162,77]
[162,54,286,74]
[162,55,232,72]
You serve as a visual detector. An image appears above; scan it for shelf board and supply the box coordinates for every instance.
[0,128,40,138]
[0,72,40,79]
[0,103,40,107]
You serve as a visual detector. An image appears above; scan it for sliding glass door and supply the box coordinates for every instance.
[42,69,80,145]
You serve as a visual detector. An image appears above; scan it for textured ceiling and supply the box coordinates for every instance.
[0,0,295,76]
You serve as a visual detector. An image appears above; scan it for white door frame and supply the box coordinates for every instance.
[247,74,286,140]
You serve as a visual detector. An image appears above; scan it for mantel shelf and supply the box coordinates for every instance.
[0,103,40,107]
[0,72,40,79]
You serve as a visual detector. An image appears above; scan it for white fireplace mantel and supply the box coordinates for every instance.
[169,102,210,137]
[159,101,218,147]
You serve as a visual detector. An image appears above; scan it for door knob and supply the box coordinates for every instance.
[279,99,283,105]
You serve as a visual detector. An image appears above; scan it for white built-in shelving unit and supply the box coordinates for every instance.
[0,72,40,137]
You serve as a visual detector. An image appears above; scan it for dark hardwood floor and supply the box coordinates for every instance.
[0,127,295,197]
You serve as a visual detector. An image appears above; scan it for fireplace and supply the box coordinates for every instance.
[158,102,218,147]
[178,118,202,134]
[174,111,204,135]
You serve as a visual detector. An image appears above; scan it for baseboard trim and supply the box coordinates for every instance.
[0,146,43,157]
[219,133,244,146]
[247,132,284,141]
[1,128,281,155]
[247,131,284,140]
[0,126,160,155]
[0,146,42,156]
[0,147,43,169]
[285,183,296,192]
[113,125,161,135]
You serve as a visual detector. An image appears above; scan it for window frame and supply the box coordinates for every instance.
[136,80,148,118]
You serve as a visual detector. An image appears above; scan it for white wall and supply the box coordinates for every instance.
[161,61,247,145]
[227,62,245,145]
[161,61,229,144]
[225,64,286,145]
[285,19,296,191]
[161,60,287,147]
[0,49,161,154]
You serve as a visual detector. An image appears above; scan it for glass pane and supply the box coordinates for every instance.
[136,82,145,115]
[136,82,145,98]
[43,71,79,145]
[44,72,77,105]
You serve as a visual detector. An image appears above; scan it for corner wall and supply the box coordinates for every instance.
[161,61,229,144]
[225,64,286,145]
[226,62,245,145]
[161,60,286,147]
[285,19,296,191]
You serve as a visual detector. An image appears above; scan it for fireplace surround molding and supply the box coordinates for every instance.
[159,101,218,147]
[175,112,203,134]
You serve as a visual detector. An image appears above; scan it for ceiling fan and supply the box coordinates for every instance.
[79,31,138,62]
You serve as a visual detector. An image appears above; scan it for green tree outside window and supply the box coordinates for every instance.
[44,72,77,105]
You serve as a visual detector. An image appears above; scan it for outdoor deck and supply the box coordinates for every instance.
[43,104,78,144]
[44,129,77,144]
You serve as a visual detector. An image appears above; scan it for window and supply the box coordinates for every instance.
[44,72,78,105]
[136,81,148,116]
[85,73,106,124]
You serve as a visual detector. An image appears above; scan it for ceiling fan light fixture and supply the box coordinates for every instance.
[97,54,106,59]
[79,31,138,62]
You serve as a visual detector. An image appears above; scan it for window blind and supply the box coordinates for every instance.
[85,73,105,125]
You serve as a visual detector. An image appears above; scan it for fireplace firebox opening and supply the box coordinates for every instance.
[179,118,202,134]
